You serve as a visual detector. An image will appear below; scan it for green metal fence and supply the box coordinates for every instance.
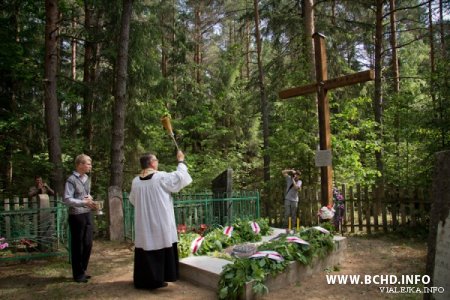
[122,191,260,241]
[0,196,69,262]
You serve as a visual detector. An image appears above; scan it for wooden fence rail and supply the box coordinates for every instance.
[269,184,431,233]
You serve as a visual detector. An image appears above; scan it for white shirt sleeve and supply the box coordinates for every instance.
[160,163,193,193]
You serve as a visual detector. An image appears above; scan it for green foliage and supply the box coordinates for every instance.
[178,218,272,258]
[178,219,334,300]
[0,0,445,214]
[330,97,379,185]
[217,227,334,299]
[178,232,199,259]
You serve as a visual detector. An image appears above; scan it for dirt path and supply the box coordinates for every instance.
[0,235,427,300]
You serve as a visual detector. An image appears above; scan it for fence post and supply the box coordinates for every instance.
[108,186,125,241]
[31,196,38,238]
[349,186,355,233]
[357,184,363,231]
[23,197,29,236]
[364,186,371,234]
[399,189,406,226]
[418,187,425,224]
[13,197,19,241]
[341,183,346,233]
[306,187,313,226]
[410,188,416,227]
[381,187,388,233]
[391,187,399,230]
[372,185,379,232]
[4,198,11,239]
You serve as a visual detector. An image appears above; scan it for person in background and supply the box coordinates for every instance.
[28,176,55,197]
[63,154,97,283]
[282,169,302,232]
[130,150,192,290]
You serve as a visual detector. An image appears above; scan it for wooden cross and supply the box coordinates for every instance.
[279,32,374,208]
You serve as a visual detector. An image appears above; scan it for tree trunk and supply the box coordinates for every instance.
[83,1,96,152]
[389,0,401,174]
[110,0,132,189]
[374,0,384,184]
[439,0,446,59]
[253,0,270,188]
[194,2,202,84]
[303,0,315,81]
[389,0,399,94]
[108,0,132,242]
[70,12,78,138]
[428,0,443,147]
[44,0,64,196]
[2,4,21,193]
[428,0,435,75]
[302,0,318,186]
[160,8,168,78]
[245,17,250,80]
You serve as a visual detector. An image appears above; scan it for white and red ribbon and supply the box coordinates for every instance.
[312,226,330,234]
[190,236,204,254]
[250,221,260,234]
[286,236,310,245]
[250,250,284,262]
[223,226,234,237]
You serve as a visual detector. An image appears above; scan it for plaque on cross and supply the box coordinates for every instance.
[279,32,374,207]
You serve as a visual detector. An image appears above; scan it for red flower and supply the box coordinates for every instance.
[199,224,208,234]
[177,224,187,234]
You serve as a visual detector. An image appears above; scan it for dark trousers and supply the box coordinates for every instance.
[134,243,179,289]
[68,213,93,280]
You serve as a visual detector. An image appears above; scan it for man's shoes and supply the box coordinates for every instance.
[85,275,92,279]
[74,276,88,283]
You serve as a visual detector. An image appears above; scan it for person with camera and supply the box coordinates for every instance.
[282,169,302,232]
[28,176,55,197]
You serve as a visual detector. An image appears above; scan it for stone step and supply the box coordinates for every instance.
[179,228,346,299]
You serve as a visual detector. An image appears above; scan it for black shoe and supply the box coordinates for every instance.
[150,282,168,290]
[85,275,92,279]
[74,276,88,283]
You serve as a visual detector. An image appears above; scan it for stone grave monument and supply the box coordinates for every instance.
[425,150,450,299]
[37,194,54,251]
[211,168,233,225]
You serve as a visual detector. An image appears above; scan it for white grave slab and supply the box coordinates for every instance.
[179,227,347,299]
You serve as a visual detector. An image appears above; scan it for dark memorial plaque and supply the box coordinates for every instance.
[211,168,233,225]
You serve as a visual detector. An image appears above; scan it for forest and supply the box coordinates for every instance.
[1,0,449,211]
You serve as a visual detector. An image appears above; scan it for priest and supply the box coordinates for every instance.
[129,150,192,290]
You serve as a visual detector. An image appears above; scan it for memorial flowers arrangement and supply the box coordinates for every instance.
[0,237,9,250]
[218,226,334,299]
[0,237,10,257]
[178,218,271,258]
[178,218,335,299]
[318,205,335,220]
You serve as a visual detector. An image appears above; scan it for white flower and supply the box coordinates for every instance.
[319,206,335,220]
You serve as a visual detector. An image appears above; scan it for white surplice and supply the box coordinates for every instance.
[129,163,192,251]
